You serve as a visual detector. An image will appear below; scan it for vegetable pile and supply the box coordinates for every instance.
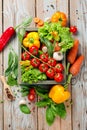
[3,11,84,126]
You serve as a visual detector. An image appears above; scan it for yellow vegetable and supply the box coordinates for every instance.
[23,32,40,48]
[49,85,70,104]
[20,60,30,66]
[51,12,67,26]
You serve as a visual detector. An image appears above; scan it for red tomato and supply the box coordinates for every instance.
[54,73,64,82]
[29,46,38,56]
[46,68,55,79]
[28,93,35,101]
[29,88,35,95]
[21,51,30,61]
[55,63,64,73]
[70,26,77,34]
[39,63,49,73]
[48,58,57,67]
[40,53,48,62]
[30,58,40,67]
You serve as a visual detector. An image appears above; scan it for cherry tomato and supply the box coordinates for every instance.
[29,88,35,95]
[28,93,35,101]
[30,58,40,67]
[48,58,57,67]
[29,46,38,56]
[21,51,30,61]
[39,63,49,73]
[40,53,48,62]
[46,68,55,79]
[54,73,64,82]
[70,26,77,34]
[55,63,64,73]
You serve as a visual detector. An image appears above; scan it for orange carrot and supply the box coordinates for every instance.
[34,17,40,23]
[69,55,84,76]
[54,42,61,51]
[67,39,79,64]
[37,19,44,26]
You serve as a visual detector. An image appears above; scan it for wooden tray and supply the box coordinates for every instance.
[18,28,66,86]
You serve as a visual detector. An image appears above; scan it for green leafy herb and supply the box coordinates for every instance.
[36,99,50,107]
[17,17,32,43]
[5,47,18,86]
[46,106,55,125]
[19,104,31,114]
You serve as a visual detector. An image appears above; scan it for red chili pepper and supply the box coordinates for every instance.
[0,27,15,52]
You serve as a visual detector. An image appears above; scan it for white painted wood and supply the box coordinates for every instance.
[3,0,37,130]
[0,0,3,130]
[0,0,86,130]
[70,0,87,130]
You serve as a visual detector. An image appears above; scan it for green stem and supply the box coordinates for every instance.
[66,62,70,75]
[64,74,72,90]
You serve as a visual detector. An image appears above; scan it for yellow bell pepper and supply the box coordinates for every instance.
[23,32,40,48]
[49,85,70,104]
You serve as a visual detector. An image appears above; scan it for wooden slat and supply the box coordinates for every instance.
[36,0,72,130]
[70,0,87,130]
[0,0,3,130]
[3,0,37,130]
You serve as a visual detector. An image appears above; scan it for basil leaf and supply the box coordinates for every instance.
[7,74,17,86]
[46,106,55,125]
[36,89,48,99]
[36,99,50,107]
[54,103,66,118]
[20,104,31,114]
[40,37,53,57]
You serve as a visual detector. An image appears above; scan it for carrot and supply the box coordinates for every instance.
[37,19,44,26]
[67,39,79,64]
[34,17,40,23]
[69,55,84,76]
[54,42,61,51]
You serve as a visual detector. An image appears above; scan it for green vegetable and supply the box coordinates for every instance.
[36,99,50,107]
[19,104,31,114]
[21,68,47,84]
[38,22,74,53]
[5,47,18,86]
[46,106,55,125]
[17,17,32,43]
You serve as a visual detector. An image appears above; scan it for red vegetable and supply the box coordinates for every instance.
[28,93,35,101]
[55,63,64,73]
[47,58,57,67]
[70,26,77,34]
[30,58,40,67]
[67,39,79,64]
[0,27,15,51]
[69,55,84,76]
[54,73,64,82]
[21,51,30,61]
[46,68,55,79]
[39,63,49,73]
[40,53,48,62]
[29,46,38,56]
[29,88,36,95]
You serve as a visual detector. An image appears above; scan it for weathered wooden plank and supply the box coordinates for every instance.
[3,0,37,130]
[36,0,71,130]
[70,0,87,130]
[0,0,3,130]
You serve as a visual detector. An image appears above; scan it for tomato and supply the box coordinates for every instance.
[28,93,35,101]
[39,63,49,73]
[54,73,64,82]
[46,68,55,79]
[40,53,48,62]
[55,63,64,73]
[29,88,35,95]
[21,51,30,61]
[70,26,77,34]
[48,58,57,67]
[29,46,38,56]
[30,58,40,67]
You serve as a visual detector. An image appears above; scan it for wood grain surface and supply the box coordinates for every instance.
[0,0,87,130]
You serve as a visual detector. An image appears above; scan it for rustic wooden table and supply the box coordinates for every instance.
[0,0,87,130]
